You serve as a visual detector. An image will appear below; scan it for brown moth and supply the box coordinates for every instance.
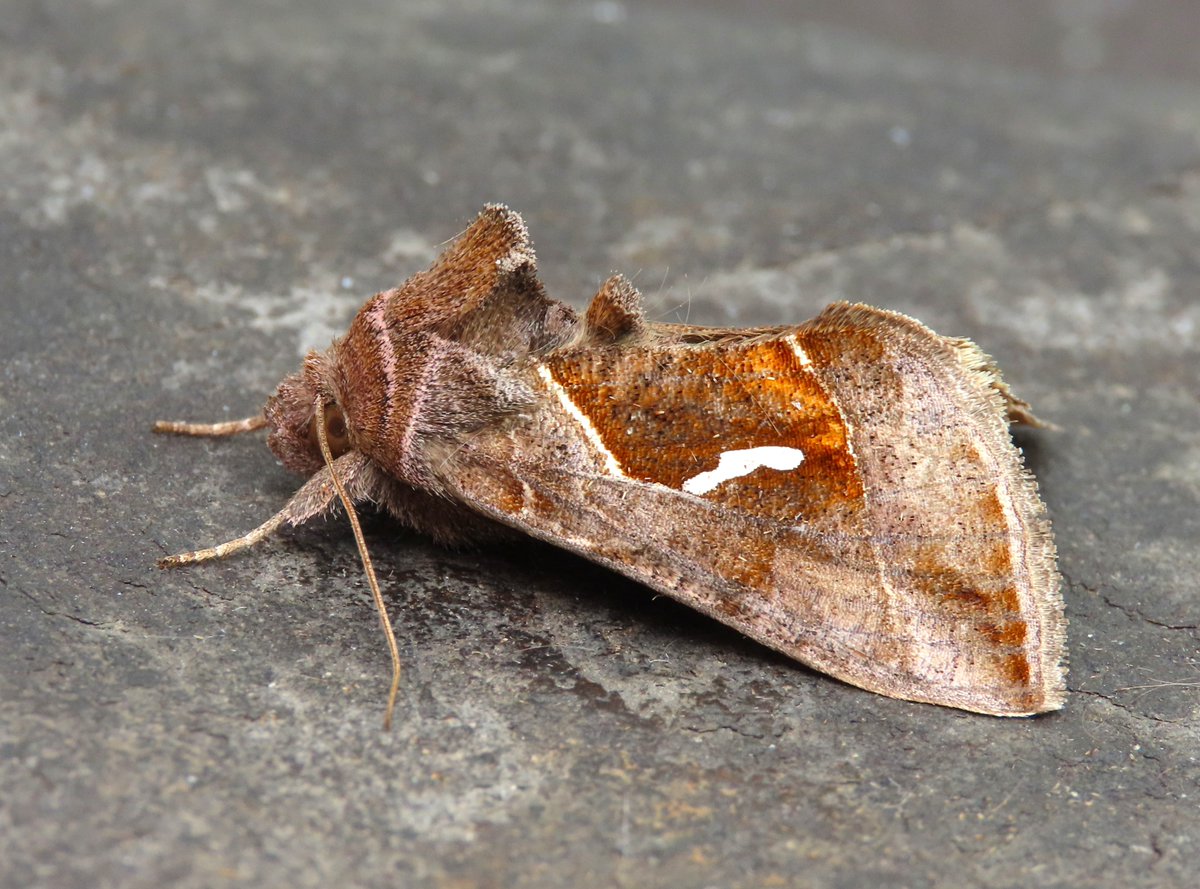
[156,205,1066,724]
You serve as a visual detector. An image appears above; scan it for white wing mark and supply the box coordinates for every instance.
[785,334,814,369]
[681,446,805,495]
[535,363,628,478]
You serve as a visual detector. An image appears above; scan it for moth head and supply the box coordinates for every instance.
[264,349,354,476]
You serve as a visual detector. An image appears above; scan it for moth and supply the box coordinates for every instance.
[156,205,1066,725]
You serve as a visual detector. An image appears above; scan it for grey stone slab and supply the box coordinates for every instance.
[2,1,1198,887]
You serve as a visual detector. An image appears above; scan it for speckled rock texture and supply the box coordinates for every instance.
[3,1,1198,887]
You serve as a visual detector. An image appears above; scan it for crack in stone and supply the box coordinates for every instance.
[1099,592,1199,632]
[1065,571,1199,631]
[1072,687,1183,725]
[680,722,768,740]
[17,586,104,628]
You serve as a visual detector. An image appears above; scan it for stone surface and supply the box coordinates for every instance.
[3,1,1198,887]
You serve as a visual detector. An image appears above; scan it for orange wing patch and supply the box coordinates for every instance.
[542,337,865,523]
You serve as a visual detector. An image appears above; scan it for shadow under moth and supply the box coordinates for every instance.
[156,205,1066,726]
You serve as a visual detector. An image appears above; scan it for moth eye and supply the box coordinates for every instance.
[309,403,352,458]
[327,412,347,441]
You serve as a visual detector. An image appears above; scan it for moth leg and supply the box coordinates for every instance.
[1000,388,1053,428]
[158,451,370,568]
[946,337,1053,429]
[153,415,268,436]
[158,512,287,567]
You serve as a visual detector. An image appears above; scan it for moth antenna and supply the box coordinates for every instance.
[153,415,268,436]
[314,399,402,731]
[159,512,287,568]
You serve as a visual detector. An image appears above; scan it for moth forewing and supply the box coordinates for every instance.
[433,303,1065,716]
